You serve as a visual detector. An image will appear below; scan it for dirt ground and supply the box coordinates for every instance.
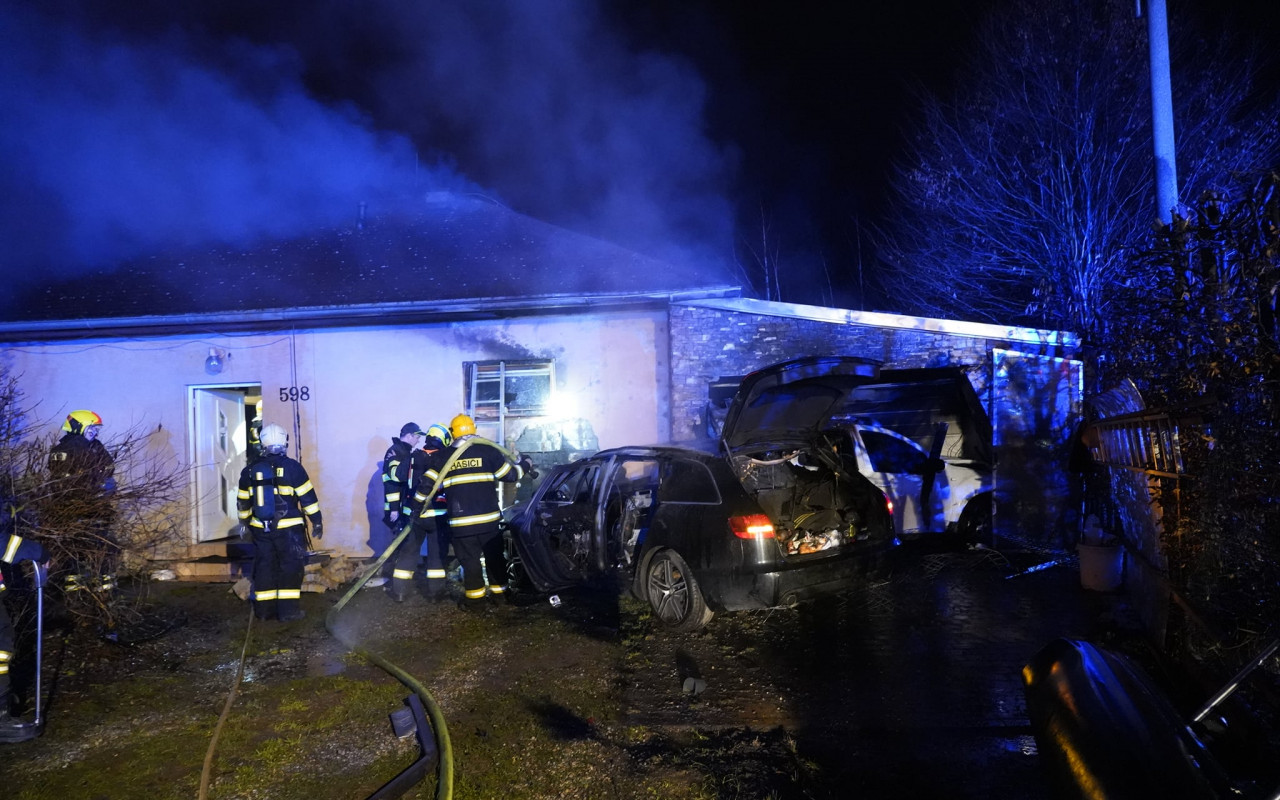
[0,547,1168,800]
[2,567,837,800]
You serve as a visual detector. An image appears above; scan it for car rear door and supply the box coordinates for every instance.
[850,424,947,535]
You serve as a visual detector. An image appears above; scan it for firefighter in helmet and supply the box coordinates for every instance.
[424,414,534,610]
[409,423,454,601]
[235,423,323,622]
[0,516,48,743]
[381,422,428,602]
[47,410,117,596]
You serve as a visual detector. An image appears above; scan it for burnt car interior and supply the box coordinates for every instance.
[603,458,661,569]
[730,446,877,556]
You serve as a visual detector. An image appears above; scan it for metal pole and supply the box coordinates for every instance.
[1144,0,1179,225]
[1191,638,1280,723]
[32,561,46,728]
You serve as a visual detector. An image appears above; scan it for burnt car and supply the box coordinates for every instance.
[504,356,897,631]
[712,366,998,543]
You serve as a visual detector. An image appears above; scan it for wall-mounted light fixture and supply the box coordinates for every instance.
[205,347,230,375]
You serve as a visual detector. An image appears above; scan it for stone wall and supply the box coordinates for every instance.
[667,304,997,442]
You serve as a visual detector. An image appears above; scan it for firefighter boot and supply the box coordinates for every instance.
[423,577,448,603]
[387,568,413,603]
[0,695,38,744]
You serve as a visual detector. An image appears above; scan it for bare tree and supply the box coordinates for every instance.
[874,0,1280,338]
[735,202,783,302]
[0,367,189,628]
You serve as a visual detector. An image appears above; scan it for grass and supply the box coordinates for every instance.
[0,581,828,800]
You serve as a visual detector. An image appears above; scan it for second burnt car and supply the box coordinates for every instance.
[504,356,897,631]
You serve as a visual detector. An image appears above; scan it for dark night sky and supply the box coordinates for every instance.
[2,0,1277,314]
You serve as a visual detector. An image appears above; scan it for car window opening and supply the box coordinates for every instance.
[606,459,661,568]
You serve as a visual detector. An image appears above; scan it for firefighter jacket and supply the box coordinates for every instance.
[236,453,323,533]
[1,532,48,594]
[48,432,115,491]
[381,438,426,518]
[423,435,527,536]
[411,446,449,525]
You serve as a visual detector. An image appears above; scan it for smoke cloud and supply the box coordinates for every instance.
[0,0,737,306]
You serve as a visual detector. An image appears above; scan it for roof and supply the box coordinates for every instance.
[4,194,739,339]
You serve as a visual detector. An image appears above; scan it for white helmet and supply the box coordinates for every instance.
[260,423,288,452]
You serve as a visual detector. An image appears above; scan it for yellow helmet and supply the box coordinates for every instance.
[425,423,453,448]
[450,413,476,438]
[63,410,103,434]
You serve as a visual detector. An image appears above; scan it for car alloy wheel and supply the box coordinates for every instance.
[645,549,713,632]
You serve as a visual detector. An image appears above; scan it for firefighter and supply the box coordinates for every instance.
[409,424,454,601]
[236,423,322,622]
[427,414,533,610]
[47,410,117,596]
[1,521,48,743]
[382,422,428,602]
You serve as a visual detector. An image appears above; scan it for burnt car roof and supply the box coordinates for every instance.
[585,442,722,460]
[720,356,881,451]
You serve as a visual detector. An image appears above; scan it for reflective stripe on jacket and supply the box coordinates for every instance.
[236,454,323,531]
[422,437,525,534]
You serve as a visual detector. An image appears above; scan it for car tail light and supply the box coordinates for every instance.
[730,514,775,539]
[884,493,894,517]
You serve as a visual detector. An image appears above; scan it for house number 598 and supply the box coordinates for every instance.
[279,386,311,402]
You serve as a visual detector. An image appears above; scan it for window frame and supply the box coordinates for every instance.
[464,359,556,445]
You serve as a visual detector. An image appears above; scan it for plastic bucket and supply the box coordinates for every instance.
[1077,543,1124,592]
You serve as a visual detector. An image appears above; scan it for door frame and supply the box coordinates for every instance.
[187,383,261,544]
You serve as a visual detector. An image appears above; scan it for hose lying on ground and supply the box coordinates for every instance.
[202,436,527,800]
[320,440,477,800]
[197,605,254,800]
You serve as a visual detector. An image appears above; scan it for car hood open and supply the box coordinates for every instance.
[720,356,881,451]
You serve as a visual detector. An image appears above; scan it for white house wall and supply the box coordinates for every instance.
[1,306,670,560]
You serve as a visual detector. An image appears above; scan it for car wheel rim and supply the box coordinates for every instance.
[649,556,689,624]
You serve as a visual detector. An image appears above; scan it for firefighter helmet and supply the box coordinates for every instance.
[424,423,453,448]
[260,423,289,452]
[449,414,476,438]
[62,410,103,435]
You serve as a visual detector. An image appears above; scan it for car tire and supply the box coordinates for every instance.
[955,493,994,545]
[644,549,713,632]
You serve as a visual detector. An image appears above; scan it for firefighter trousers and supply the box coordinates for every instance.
[251,528,306,620]
[0,598,13,706]
[452,528,506,604]
[389,520,424,598]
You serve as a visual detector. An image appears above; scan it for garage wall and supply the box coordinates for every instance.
[666,303,999,442]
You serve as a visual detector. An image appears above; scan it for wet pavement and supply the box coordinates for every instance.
[619,542,1134,799]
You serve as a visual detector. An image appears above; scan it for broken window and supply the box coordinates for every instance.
[657,458,721,504]
[859,430,928,474]
[465,359,555,445]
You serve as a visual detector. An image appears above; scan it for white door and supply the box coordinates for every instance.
[193,388,248,542]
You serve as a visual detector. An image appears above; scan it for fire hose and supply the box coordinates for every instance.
[201,437,531,800]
